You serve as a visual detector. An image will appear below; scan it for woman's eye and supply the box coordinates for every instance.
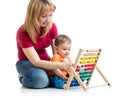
[41,14,52,18]
[49,14,52,17]
[42,16,47,18]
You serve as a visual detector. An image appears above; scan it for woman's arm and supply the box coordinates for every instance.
[51,39,57,55]
[22,47,72,71]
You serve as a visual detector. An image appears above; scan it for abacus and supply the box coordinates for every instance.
[64,49,110,91]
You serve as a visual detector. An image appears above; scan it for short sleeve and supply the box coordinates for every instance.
[51,54,63,62]
[49,22,58,39]
[16,26,33,48]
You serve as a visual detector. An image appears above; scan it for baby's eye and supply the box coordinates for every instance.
[63,49,67,51]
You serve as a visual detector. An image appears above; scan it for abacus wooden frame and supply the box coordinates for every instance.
[64,49,110,91]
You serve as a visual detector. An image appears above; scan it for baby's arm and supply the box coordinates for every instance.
[53,69,68,80]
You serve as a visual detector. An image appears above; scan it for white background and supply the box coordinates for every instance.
[0,0,120,98]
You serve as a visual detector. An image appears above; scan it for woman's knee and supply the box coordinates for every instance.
[32,69,49,88]
[22,68,49,89]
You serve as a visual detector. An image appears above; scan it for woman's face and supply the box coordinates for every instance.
[39,11,53,27]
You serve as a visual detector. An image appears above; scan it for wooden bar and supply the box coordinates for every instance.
[84,67,94,71]
[80,75,91,79]
[79,71,92,75]
[64,49,83,90]
[79,61,87,64]
[84,53,99,56]
[81,64,95,67]
[87,60,96,64]
[86,49,101,52]
[96,66,111,87]
[81,57,89,60]
[89,56,98,60]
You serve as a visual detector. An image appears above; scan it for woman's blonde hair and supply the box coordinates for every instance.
[23,0,56,43]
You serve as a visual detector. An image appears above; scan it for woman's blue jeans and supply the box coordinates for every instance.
[16,60,49,89]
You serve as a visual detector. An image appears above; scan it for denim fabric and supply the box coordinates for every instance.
[49,76,66,89]
[70,79,80,87]
[16,60,49,89]
[49,75,82,89]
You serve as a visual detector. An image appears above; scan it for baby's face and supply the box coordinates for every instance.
[57,42,71,58]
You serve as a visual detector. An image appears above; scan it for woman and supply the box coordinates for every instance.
[16,0,72,89]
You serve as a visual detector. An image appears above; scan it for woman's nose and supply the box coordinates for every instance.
[46,17,50,22]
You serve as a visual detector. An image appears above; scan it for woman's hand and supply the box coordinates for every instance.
[59,62,72,74]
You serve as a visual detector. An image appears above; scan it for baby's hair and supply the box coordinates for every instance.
[55,34,71,46]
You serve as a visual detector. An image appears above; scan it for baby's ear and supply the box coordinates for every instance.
[55,46,58,50]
